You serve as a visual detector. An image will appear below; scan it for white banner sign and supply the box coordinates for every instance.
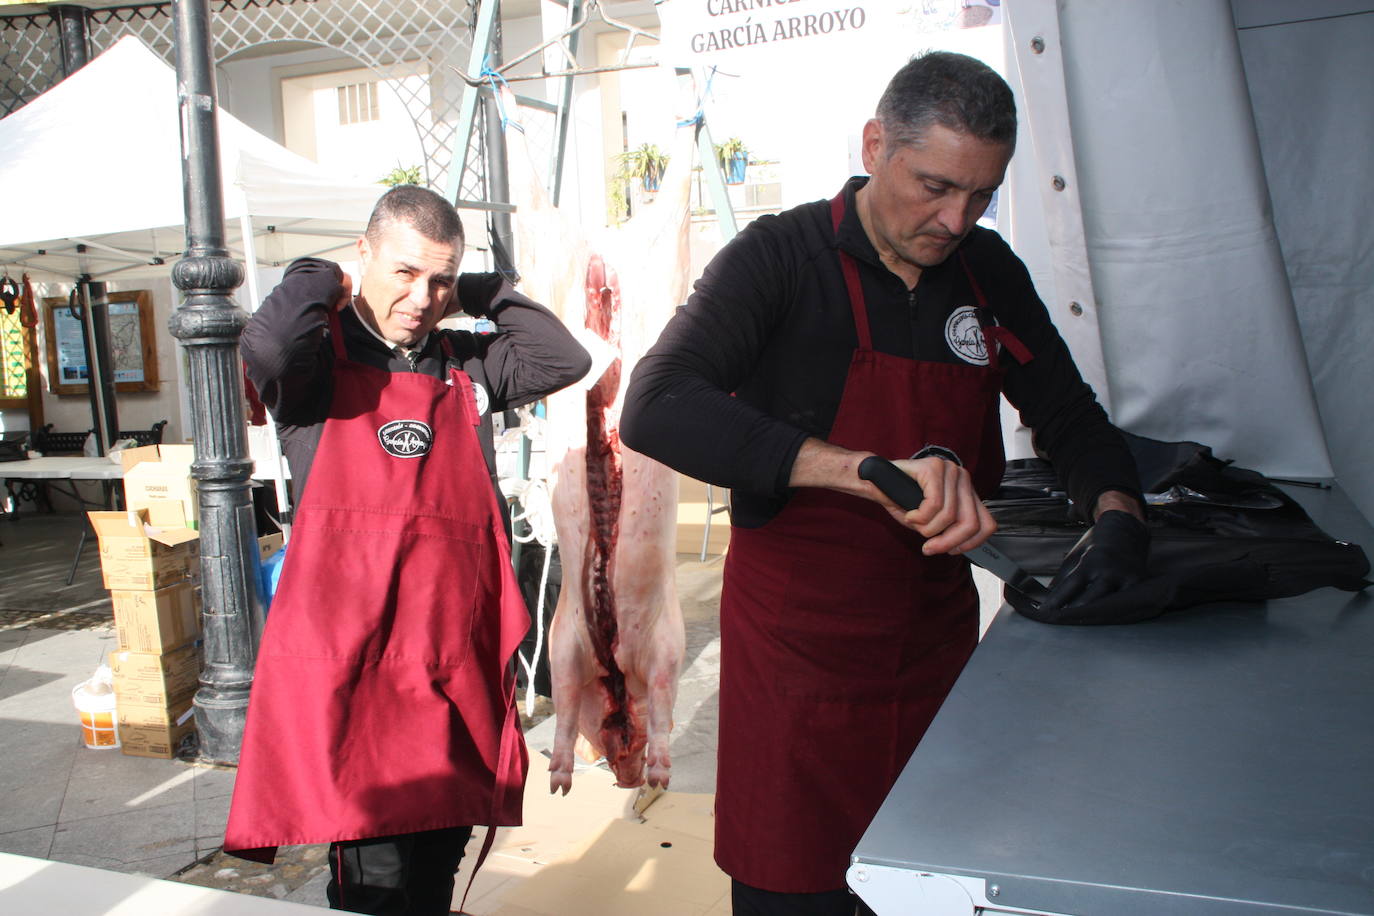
[656,0,878,67]
[656,0,1002,69]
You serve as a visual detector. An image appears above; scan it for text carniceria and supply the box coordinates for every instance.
[707,0,803,13]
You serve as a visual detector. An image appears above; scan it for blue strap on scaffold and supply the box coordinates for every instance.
[482,60,525,133]
[676,65,720,126]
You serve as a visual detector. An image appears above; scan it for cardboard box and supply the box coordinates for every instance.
[118,698,197,759]
[88,510,199,591]
[257,532,284,563]
[110,642,202,708]
[110,582,202,653]
[122,443,198,527]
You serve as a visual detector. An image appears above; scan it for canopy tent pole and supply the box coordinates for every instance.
[53,11,120,456]
[238,212,292,541]
[77,278,120,453]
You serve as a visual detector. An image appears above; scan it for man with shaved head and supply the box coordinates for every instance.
[226,185,589,915]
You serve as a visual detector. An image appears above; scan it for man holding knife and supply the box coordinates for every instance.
[622,51,1147,915]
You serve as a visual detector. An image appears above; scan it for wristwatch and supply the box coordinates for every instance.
[911,445,962,466]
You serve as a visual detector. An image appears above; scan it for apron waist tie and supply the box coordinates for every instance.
[456,696,521,913]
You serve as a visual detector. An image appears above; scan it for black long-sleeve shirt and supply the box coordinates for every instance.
[621,177,1140,527]
[242,257,591,505]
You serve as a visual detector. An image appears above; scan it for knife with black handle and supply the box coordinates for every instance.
[857,455,1049,610]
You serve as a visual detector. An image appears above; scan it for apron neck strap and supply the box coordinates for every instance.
[830,192,873,351]
[957,250,988,310]
[956,251,1035,366]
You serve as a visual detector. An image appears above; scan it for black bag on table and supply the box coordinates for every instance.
[989,433,1371,624]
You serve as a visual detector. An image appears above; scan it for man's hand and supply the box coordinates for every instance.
[333,272,353,312]
[880,455,996,555]
[1093,488,1144,522]
[454,272,503,318]
[1039,509,1149,612]
[788,439,995,556]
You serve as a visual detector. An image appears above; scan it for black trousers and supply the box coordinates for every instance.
[732,879,878,916]
[327,826,473,915]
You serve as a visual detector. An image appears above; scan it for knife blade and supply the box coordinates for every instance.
[857,455,1049,611]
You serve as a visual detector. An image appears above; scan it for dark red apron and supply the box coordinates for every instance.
[714,195,1023,892]
[225,313,528,862]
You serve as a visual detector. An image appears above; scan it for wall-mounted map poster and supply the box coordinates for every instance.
[44,290,159,396]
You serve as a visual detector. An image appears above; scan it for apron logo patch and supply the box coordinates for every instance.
[471,382,490,417]
[377,420,433,458]
[944,306,990,366]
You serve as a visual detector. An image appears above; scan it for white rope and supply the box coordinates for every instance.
[500,405,558,717]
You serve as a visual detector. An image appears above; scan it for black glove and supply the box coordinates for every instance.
[1038,510,1150,614]
[453,271,505,317]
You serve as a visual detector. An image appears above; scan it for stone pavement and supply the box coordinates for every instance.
[0,510,728,910]
[1,509,1002,912]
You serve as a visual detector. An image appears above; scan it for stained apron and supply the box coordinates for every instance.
[714,194,1020,892]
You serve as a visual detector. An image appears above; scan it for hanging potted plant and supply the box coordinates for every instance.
[617,143,670,192]
[715,137,749,185]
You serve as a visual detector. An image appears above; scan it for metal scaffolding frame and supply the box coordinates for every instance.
[445,0,740,254]
[1,0,742,250]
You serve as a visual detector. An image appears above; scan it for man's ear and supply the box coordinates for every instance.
[356,235,371,271]
[860,119,883,174]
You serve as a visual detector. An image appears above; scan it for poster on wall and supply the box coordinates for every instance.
[43,290,159,396]
[51,303,89,384]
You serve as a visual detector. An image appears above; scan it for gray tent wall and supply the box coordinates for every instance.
[1062,2,1329,475]
[1006,1,1372,520]
[1232,1,1374,520]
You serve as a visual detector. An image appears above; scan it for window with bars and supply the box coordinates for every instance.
[0,308,30,403]
[337,81,380,125]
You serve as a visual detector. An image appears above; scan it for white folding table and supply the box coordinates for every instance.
[3,456,126,581]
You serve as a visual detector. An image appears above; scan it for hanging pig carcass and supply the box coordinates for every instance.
[502,84,693,793]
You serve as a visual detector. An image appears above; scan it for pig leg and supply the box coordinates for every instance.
[612,452,685,789]
[547,439,608,795]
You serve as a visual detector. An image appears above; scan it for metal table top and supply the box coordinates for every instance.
[852,483,1374,916]
[1,456,125,479]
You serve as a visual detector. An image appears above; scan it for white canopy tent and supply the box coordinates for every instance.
[0,35,386,520]
[0,35,379,285]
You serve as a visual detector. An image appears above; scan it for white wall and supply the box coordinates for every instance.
[217,44,358,145]
[302,65,430,182]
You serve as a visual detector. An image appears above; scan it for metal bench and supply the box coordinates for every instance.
[0,431,26,463]
[30,419,168,456]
